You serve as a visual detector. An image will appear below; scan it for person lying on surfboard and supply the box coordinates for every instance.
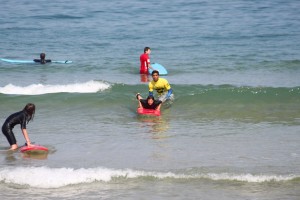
[148,70,173,102]
[136,93,162,111]
[1,103,35,150]
[34,53,51,64]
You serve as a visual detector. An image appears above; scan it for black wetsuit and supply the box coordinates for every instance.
[33,59,52,64]
[140,99,162,110]
[2,111,28,145]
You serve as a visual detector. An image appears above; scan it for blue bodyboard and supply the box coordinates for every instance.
[149,63,168,75]
[1,58,72,64]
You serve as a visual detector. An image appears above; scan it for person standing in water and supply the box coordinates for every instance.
[140,47,154,74]
[2,103,35,150]
[148,70,173,102]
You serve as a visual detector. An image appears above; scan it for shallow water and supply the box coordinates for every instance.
[0,0,300,199]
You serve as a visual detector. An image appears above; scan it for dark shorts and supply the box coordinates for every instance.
[2,124,17,145]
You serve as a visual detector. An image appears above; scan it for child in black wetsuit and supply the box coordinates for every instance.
[2,103,35,150]
[136,93,162,110]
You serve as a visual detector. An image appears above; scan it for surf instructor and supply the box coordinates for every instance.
[149,70,173,102]
[2,103,35,150]
[140,47,153,74]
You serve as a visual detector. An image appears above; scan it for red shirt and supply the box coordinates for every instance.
[140,53,150,74]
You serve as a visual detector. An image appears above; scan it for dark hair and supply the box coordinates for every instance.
[147,95,155,100]
[144,47,151,53]
[23,103,35,123]
[40,53,46,59]
[151,70,159,76]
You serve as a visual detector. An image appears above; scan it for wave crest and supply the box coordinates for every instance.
[0,167,298,189]
[0,80,110,95]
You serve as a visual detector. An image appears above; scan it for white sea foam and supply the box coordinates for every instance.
[0,167,297,189]
[204,173,297,182]
[0,80,110,95]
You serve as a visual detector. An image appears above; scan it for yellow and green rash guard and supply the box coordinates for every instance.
[149,78,171,95]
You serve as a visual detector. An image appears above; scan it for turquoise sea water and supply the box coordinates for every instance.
[0,0,300,199]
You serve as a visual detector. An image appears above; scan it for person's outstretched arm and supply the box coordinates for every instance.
[22,128,32,146]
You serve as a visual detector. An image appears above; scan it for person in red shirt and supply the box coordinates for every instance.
[140,47,153,74]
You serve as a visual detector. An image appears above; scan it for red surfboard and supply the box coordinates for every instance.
[137,107,161,116]
[20,145,48,153]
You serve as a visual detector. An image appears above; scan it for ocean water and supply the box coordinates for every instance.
[0,0,300,199]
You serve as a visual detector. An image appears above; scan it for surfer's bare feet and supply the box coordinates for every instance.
[8,144,18,150]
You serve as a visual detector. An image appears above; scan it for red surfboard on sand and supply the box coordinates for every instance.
[20,145,48,153]
[137,107,161,116]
